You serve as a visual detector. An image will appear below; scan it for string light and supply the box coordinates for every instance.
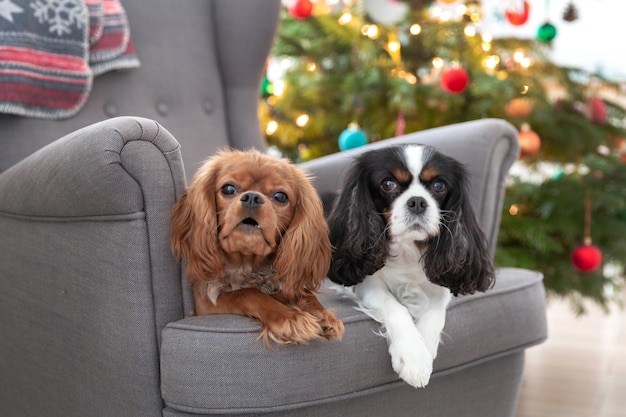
[481,32,493,52]
[273,80,286,97]
[483,55,500,70]
[265,120,278,135]
[338,11,352,25]
[520,57,533,68]
[509,204,519,216]
[387,39,400,53]
[429,6,442,19]
[404,72,417,84]
[362,24,379,39]
[295,114,310,127]
[306,62,317,71]
[385,32,401,63]
[513,50,533,68]
[464,25,476,37]
[432,57,444,69]
[280,58,291,70]
[409,23,421,35]
[439,10,452,22]
[394,69,417,84]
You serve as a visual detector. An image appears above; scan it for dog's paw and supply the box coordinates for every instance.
[317,308,344,341]
[259,310,325,347]
[388,337,433,388]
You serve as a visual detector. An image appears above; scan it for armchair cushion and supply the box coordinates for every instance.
[161,268,546,415]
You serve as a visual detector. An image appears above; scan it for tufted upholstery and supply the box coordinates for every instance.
[0,0,279,177]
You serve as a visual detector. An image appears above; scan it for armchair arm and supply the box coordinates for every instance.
[299,118,519,253]
[0,117,188,416]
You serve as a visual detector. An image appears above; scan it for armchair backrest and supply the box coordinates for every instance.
[0,0,281,176]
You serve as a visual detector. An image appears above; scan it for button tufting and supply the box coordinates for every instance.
[103,103,118,117]
[155,101,170,116]
[202,99,213,114]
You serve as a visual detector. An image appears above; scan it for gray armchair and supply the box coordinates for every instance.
[0,1,547,416]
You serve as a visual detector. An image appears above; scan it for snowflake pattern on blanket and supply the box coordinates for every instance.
[31,0,87,36]
[0,0,139,119]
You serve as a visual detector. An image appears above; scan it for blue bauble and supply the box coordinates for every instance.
[338,128,368,151]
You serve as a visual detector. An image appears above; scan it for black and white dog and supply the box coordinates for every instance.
[327,144,495,388]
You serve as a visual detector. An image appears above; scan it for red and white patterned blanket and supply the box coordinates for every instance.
[0,0,139,119]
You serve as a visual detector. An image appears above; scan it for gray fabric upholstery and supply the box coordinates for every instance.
[0,0,280,178]
[0,117,186,416]
[0,1,547,416]
[161,268,545,415]
[162,353,526,417]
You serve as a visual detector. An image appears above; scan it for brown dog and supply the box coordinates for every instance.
[170,149,343,346]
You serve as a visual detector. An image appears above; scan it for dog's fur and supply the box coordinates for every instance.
[327,144,494,387]
[171,149,343,346]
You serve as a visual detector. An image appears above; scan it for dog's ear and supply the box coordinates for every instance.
[170,160,225,282]
[273,169,332,302]
[327,162,388,286]
[422,166,495,296]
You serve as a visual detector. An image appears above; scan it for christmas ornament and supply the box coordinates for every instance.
[504,97,534,118]
[617,139,626,163]
[440,67,469,94]
[518,123,541,158]
[288,0,313,20]
[395,111,406,137]
[562,1,579,22]
[588,97,607,124]
[260,77,273,98]
[363,0,409,26]
[505,1,530,26]
[572,194,602,272]
[572,242,603,272]
[338,123,368,151]
[537,22,557,42]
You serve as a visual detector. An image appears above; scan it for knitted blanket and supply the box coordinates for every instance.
[0,0,140,119]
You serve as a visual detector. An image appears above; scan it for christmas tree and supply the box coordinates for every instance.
[260,0,626,313]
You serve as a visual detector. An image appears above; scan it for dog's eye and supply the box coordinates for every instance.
[380,179,398,193]
[273,191,288,203]
[221,184,237,196]
[431,180,447,193]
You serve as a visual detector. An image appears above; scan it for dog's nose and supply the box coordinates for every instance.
[407,196,427,215]
[241,192,265,209]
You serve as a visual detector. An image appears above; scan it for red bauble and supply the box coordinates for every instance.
[505,1,530,26]
[572,243,603,272]
[588,97,607,124]
[288,0,313,19]
[518,123,541,158]
[440,68,469,94]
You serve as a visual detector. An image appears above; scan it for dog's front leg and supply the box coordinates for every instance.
[414,285,451,360]
[355,276,434,388]
[194,288,325,347]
